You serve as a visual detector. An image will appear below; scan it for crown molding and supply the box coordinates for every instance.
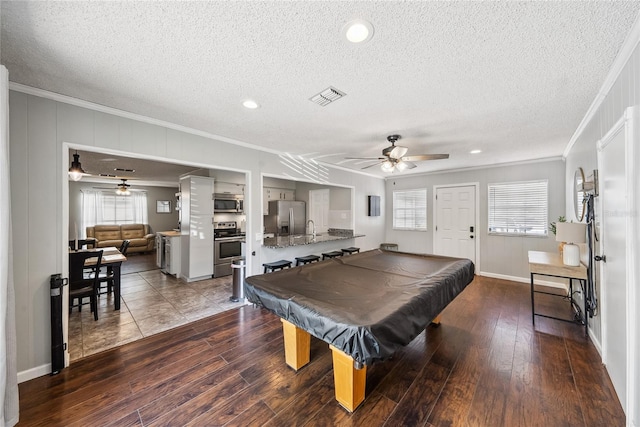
[9,82,383,180]
[384,156,564,180]
[563,11,640,158]
[10,82,280,154]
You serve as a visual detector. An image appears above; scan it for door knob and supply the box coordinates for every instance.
[594,255,606,262]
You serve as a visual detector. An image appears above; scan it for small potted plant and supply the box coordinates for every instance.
[550,216,567,254]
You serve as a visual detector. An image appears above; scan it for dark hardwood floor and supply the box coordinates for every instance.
[18,276,624,426]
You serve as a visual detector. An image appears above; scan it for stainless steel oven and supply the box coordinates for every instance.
[214,222,245,277]
[214,194,244,213]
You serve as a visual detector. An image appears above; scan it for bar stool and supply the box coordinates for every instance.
[341,247,360,255]
[263,260,292,273]
[322,251,343,260]
[295,255,320,266]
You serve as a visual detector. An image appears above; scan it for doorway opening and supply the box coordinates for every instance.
[64,145,250,363]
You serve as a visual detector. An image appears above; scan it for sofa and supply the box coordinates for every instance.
[86,224,155,254]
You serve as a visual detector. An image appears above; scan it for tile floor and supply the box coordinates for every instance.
[68,254,245,361]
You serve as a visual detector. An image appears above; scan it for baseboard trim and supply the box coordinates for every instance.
[478,271,568,291]
[18,363,52,384]
[589,328,602,357]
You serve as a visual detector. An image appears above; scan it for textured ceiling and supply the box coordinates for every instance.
[2,1,639,177]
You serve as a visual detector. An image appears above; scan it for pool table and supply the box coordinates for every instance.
[244,249,475,411]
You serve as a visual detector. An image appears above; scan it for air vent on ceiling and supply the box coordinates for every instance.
[309,86,346,107]
[114,168,135,173]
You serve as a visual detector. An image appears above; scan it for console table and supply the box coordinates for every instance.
[528,250,588,335]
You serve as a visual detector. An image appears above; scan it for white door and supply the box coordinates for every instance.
[598,121,628,414]
[434,185,477,264]
[309,189,330,234]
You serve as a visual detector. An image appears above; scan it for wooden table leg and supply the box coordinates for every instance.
[431,313,442,326]
[329,345,367,412]
[281,319,310,371]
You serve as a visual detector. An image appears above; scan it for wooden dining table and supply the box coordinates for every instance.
[72,246,127,310]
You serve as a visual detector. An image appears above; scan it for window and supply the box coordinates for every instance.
[488,180,548,236]
[393,189,427,230]
[101,195,137,224]
[81,190,148,237]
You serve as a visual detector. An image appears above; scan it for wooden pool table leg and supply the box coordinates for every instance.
[431,313,442,326]
[281,319,310,371]
[329,345,367,412]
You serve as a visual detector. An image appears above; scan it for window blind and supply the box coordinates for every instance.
[393,189,427,230]
[99,192,148,225]
[488,180,548,236]
[101,195,136,224]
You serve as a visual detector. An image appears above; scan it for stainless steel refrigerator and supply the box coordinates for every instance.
[264,200,306,235]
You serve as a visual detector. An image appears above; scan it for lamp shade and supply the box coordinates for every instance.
[555,222,586,244]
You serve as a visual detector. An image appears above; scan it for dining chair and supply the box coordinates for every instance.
[69,250,103,321]
[98,240,130,295]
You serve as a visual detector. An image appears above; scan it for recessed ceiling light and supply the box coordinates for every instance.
[342,19,374,44]
[470,149,482,154]
[242,100,259,109]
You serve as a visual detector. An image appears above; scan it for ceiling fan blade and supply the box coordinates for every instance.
[389,145,408,159]
[344,157,386,160]
[361,160,385,170]
[402,161,417,169]
[402,154,449,162]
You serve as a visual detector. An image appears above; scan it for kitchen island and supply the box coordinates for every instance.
[263,229,365,249]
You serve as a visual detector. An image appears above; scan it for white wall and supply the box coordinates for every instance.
[564,25,640,424]
[564,35,640,347]
[384,159,565,280]
[9,90,385,377]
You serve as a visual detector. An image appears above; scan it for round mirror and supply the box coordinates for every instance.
[574,167,586,221]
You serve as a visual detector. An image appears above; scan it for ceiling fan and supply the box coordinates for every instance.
[94,178,142,195]
[346,135,449,172]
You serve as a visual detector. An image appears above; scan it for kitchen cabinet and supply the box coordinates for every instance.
[157,232,181,276]
[180,176,214,281]
[165,235,181,276]
[263,187,296,214]
[215,181,245,195]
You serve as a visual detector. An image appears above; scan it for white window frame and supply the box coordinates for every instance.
[393,188,427,231]
[488,179,548,237]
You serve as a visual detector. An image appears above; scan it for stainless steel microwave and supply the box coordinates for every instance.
[214,194,243,213]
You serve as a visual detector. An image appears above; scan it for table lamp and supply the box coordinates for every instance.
[556,222,586,266]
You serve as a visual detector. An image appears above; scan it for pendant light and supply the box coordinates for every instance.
[68,151,86,181]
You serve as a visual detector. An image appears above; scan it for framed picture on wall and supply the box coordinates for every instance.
[156,200,171,213]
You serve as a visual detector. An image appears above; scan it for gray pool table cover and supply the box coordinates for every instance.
[244,249,475,367]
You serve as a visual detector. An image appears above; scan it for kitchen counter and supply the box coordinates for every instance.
[263,233,365,249]
[157,230,181,237]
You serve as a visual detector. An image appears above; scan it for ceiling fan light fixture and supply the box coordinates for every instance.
[68,151,87,181]
[115,179,131,196]
[381,160,395,173]
[396,161,409,172]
